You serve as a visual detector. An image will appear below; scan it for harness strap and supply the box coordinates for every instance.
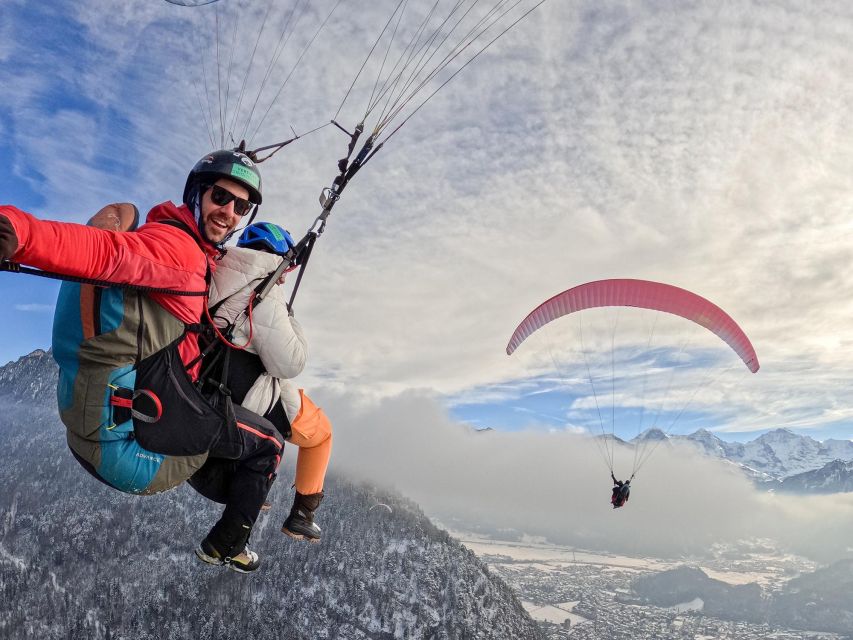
[0,260,208,296]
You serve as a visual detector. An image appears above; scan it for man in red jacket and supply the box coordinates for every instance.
[0,149,284,573]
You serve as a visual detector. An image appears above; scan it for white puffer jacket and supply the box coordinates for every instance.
[208,246,307,422]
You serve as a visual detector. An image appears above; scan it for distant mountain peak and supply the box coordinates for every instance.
[757,427,800,441]
[633,428,668,442]
[691,427,715,436]
[688,428,721,441]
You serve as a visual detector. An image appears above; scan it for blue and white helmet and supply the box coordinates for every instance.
[237,222,295,255]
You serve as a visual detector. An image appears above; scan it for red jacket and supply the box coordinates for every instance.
[1,202,219,377]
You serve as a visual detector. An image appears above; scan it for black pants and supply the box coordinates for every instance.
[189,404,284,556]
[189,347,293,555]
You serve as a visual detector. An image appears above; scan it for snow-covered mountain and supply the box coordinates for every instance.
[736,428,828,477]
[680,428,735,458]
[631,427,669,443]
[0,350,543,639]
[774,459,853,494]
[665,428,853,482]
[0,348,57,403]
[822,438,853,460]
[624,424,853,491]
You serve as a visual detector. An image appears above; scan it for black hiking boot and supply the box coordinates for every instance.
[282,491,323,542]
[195,537,261,573]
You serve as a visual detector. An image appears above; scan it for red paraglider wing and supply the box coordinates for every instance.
[506,279,759,373]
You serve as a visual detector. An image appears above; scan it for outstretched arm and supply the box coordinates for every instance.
[0,205,200,290]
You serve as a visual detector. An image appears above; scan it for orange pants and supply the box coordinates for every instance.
[287,391,332,495]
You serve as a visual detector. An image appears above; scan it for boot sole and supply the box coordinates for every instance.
[281,526,321,543]
[195,547,260,572]
[226,562,259,574]
[195,547,225,567]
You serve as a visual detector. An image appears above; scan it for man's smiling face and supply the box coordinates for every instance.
[200,178,250,244]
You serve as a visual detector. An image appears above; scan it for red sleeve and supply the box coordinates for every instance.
[1,205,202,292]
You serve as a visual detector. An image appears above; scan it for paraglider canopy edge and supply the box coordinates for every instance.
[506,278,760,373]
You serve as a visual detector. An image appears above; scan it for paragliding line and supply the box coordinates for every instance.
[577,316,615,473]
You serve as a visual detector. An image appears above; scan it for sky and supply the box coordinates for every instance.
[0,0,852,457]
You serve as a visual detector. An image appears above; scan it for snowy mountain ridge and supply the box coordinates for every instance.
[771,459,853,494]
[627,426,853,487]
[679,427,853,479]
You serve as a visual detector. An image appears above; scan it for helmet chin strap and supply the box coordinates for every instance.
[189,183,231,250]
[188,183,211,243]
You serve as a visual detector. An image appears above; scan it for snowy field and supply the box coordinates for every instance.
[451,530,814,586]
[449,529,820,627]
[522,600,589,626]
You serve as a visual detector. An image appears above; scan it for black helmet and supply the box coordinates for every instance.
[183,149,263,206]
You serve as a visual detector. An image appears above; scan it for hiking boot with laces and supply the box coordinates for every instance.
[195,537,261,573]
[282,491,323,542]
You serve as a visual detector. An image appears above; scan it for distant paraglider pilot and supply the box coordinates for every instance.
[610,472,631,509]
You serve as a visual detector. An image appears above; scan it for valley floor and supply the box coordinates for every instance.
[451,532,843,640]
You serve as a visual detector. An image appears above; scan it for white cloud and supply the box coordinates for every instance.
[3,1,853,435]
[323,390,853,562]
[13,304,54,313]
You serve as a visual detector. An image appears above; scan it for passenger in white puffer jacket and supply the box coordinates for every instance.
[208,222,332,543]
[208,242,307,419]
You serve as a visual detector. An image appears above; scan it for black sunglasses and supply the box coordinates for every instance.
[208,184,255,216]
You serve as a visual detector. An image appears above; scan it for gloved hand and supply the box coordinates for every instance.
[0,214,19,262]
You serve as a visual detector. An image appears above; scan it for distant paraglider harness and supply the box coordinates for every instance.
[610,471,633,508]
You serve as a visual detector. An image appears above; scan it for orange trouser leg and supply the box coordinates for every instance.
[287,391,332,495]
